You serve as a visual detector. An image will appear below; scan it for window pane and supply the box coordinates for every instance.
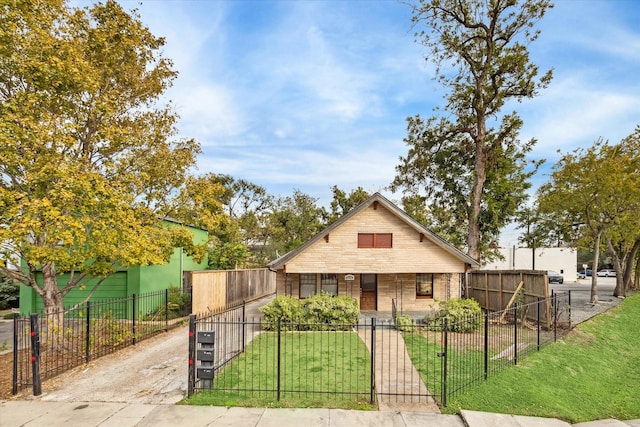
[300,274,317,298]
[416,273,433,297]
[358,233,374,248]
[321,273,338,296]
[361,274,376,291]
[375,233,392,248]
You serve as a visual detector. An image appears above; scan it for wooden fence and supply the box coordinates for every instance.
[467,270,552,325]
[187,268,276,315]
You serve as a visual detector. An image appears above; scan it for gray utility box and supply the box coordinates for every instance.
[197,331,215,344]
[197,349,214,362]
[197,367,214,380]
[196,331,215,383]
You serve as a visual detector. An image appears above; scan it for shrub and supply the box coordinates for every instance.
[302,293,359,330]
[142,287,191,321]
[260,295,304,329]
[260,293,359,331]
[424,298,482,332]
[395,313,415,332]
[0,277,19,310]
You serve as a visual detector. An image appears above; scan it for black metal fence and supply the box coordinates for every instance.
[188,312,375,405]
[13,287,192,395]
[187,292,571,407]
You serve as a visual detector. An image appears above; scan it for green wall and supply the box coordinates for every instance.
[19,222,208,314]
[20,272,128,314]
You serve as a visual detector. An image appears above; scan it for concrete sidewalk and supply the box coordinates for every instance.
[2,401,639,427]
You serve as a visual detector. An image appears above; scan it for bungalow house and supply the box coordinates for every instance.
[267,193,479,312]
[19,218,208,314]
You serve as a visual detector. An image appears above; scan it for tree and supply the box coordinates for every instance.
[324,186,370,225]
[391,0,552,261]
[0,277,20,310]
[600,129,640,297]
[267,190,324,260]
[0,0,202,317]
[170,173,251,269]
[211,175,274,267]
[536,135,640,303]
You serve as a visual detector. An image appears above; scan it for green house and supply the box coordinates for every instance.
[19,219,208,314]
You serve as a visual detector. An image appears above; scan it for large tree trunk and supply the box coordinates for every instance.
[622,238,640,294]
[590,232,602,304]
[41,262,65,332]
[468,139,487,261]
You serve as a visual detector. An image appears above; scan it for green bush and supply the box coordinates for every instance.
[259,295,304,329]
[424,298,482,332]
[0,277,19,310]
[260,293,359,331]
[302,293,359,330]
[142,287,192,321]
[395,313,416,332]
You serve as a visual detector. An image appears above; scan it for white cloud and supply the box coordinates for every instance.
[519,75,640,159]
[177,85,246,142]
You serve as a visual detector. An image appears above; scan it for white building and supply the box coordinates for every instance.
[483,247,578,283]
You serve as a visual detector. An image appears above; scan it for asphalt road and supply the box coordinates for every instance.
[0,316,13,355]
[550,276,624,324]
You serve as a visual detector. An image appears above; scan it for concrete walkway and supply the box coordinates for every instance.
[2,400,640,427]
[357,321,439,412]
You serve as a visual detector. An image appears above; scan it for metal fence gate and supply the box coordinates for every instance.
[187,292,571,409]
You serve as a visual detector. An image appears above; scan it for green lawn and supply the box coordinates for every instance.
[185,330,375,410]
[184,295,640,420]
[441,293,640,423]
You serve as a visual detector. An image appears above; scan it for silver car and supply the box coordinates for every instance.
[548,270,564,284]
[597,269,616,277]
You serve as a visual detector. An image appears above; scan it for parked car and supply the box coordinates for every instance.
[548,270,564,284]
[578,269,592,279]
[597,269,616,277]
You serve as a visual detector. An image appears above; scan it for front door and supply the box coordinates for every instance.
[360,274,377,310]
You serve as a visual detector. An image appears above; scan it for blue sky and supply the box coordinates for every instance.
[117,0,640,245]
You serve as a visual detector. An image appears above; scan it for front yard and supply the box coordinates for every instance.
[185,330,374,410]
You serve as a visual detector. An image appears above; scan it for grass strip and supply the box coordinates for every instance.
[441,293,640,423]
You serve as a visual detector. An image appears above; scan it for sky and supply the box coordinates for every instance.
[109,0,640,246]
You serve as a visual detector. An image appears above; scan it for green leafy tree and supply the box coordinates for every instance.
[207,242,248,270]
[600,129,640,297]
[170,173,248,268]
[537,134,640,302]
[391,0,552,261]
[266,190,324,261]
[0,0,202,317]
[211,175,274,267]
[324,186,370,225]
[0,277,19,310]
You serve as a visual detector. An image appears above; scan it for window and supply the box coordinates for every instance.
[416,273,433,298]
[358,233,392,248]
[321,273,338,296]
[300,274,317,298]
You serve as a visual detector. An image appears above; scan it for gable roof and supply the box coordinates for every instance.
[267,192,479,270]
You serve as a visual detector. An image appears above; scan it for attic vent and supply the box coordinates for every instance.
[373,201,379,210]
[324,234,329,242]
[420,233,425,242]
